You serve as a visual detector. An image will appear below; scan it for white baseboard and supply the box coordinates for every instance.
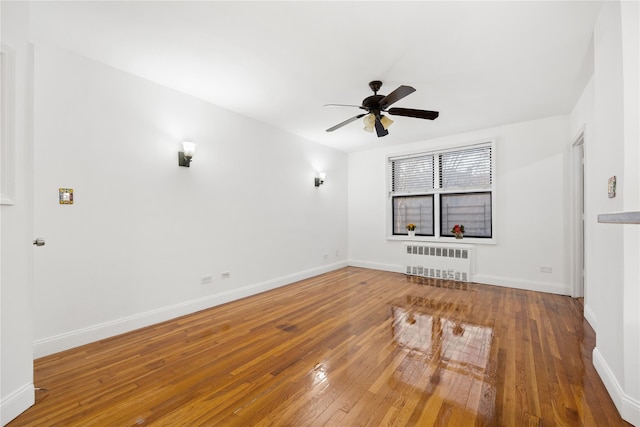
[472,274,571,295]
[346,261,572,296]
[593,347,640,426]
[1,383,34,426]
[347,259,404,273]
[583,303,598,332]
[33,261,348,358]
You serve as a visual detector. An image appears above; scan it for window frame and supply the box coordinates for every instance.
[391,194,435,237]
[387,141,497,244]
[440,191,493,238]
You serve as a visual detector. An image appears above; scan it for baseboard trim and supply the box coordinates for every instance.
[347,259,404,273]
[1,382,34,426]
[583,303,598,332]
[346,261,572,296]
[33,261,348,358]
[593,347,640,426]
[472,274,571,295]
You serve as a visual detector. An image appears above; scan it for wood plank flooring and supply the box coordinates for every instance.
[8,267,631,426]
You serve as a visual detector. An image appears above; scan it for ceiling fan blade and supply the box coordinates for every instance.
[379,85,416,109]
[388,107,439,120]
[326,113,367,132]
[374,117,389,137]
[323,103,365,109]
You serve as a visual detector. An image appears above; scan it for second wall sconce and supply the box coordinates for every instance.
[178,141,197,167]
[315,172,326,187]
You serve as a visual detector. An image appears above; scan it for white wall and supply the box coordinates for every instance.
[0,2,35,425]
[620,0,640,411]
[348,115,571,295]
[31,42,348,357]
[572,1,639,424]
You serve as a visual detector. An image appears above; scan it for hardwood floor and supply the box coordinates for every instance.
[9,267,630,426]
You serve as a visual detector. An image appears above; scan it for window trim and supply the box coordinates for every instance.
[386,140,497,245]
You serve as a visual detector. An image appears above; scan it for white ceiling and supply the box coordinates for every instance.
[27,1,602,152]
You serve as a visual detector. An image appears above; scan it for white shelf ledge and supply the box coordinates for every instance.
[597,211,640,224]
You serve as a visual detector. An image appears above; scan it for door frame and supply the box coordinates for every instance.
[571,130,585,299]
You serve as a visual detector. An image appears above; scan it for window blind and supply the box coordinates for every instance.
[439,145,492,189]
[389,154,434,194]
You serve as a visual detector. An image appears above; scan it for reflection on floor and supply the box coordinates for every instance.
[391,294,495,424]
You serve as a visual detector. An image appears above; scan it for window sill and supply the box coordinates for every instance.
[387,235,497,245]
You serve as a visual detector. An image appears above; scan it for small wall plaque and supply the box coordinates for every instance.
[608,176,616,198]
[59,188,73,204]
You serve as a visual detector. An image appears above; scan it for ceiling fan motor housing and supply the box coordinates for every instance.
[362,95,385,115]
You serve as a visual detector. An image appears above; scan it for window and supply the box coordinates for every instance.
[388,143,493,239]
[392,195,434,236]
[440,193,492,238]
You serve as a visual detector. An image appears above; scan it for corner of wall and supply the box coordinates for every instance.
[593,347,640,426]
[0,383,34,427]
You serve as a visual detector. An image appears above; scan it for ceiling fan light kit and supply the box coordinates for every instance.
[363,114,375,132]
[380,115,394,130]
[326,80,439,138]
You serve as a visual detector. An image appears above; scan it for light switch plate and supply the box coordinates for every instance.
[608,176,616,198]
[59,188,73,204]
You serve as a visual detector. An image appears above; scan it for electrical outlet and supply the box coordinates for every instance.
[540,266,552,273]
[201,275,213,284]
[335,249,340,258]
[323,253,329,260]
[221,272,231,279]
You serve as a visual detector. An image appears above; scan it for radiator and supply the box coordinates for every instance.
[404,244,472,282]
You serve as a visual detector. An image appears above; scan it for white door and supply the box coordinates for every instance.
[0,5,36,423]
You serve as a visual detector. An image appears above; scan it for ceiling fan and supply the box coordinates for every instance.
[325,80,439,138]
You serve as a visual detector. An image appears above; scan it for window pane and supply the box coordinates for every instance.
[393,195,434,235]
[440,146,492,189]
[390,154,434,193]
[441,193,492,238]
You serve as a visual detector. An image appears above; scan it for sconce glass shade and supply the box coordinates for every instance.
[363,114,375,132]
[182,141,197,157]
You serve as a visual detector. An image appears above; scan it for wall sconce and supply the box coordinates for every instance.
[315,172,326,187]
[178,141,197,167]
